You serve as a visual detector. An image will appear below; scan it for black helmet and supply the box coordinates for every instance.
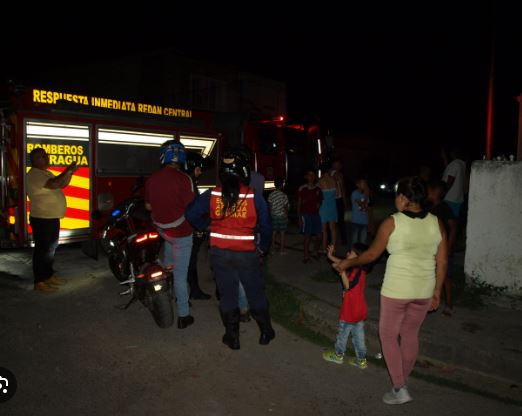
[232,145,252,164]
[185,151,205,175]
[220,148,251,185]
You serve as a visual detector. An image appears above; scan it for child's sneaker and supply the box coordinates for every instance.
[348,357,368,369]
[322,350,344,364]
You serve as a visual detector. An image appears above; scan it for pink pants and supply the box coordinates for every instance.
[379,295,432,388]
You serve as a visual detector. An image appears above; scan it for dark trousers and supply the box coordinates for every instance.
[336,198,348,244]
[187,233,205,295]
[210,247,268,314]
[30,217,60,283]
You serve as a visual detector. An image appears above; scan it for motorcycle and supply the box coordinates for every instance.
[100,181,174,328]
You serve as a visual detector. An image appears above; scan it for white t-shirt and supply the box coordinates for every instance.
[442,159,466,203]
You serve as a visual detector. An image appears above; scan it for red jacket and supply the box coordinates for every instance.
[339,268,367,323]
[145,166,194,237]
[209,185,257,251]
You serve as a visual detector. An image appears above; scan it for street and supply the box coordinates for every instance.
[0,245,519,415]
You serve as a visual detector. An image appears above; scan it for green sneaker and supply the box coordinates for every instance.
[322,350,344,364]
[348,357,368,369]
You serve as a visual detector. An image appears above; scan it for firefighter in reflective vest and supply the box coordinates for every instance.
[185,148,275,350]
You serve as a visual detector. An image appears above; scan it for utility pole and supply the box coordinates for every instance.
[517,94,522,160]
[486,39,495,160]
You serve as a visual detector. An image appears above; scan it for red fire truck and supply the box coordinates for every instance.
[0,86,325,249]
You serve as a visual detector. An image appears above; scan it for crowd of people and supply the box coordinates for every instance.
[26,140,468,406]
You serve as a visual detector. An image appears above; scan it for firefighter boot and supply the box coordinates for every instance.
[251,309,276,345]
[221,308,240,350]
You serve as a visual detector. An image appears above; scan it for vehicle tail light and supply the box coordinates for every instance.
[135,232,159,244]
[135,234,148,243]
[142,264,165,282]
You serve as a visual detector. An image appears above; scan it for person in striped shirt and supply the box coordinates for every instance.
[268,178,289,254]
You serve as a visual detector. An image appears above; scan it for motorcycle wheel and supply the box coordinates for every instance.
[151,291,174,328]
[108,252,129,282]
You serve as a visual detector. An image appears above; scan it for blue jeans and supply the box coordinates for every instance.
[351,223,367,245]
[161,234,193,317]
[335,320,367,359]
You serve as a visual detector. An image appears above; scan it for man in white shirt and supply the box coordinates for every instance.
[441,148,467,218]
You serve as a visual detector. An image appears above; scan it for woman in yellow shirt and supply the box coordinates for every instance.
[336,176,447,405]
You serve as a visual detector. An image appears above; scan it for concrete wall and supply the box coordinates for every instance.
[465,161,522,294]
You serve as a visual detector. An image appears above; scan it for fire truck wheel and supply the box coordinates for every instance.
[151,292,174,328]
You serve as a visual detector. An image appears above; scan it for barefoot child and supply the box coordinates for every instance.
[322,242,370,368]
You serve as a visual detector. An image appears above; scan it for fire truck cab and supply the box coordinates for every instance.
[242,117,325,191]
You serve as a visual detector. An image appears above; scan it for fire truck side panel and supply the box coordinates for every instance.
[3,109,220,248]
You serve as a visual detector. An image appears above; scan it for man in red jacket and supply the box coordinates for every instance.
[145,140,195,329]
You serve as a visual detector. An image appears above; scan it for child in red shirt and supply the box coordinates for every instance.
[322,242,370,368]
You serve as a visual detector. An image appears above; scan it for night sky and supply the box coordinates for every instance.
[2,4,522,161]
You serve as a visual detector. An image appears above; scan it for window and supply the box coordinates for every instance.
[25,121,91,233]
[96,128,173,176]
[258,125,278,155]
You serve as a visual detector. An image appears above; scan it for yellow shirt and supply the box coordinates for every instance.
[26,168,67,219]
[381,212,441,299]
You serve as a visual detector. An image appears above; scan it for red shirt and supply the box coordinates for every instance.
[145,166,194,237]
[298,184,323,215]
[339,268,367,323]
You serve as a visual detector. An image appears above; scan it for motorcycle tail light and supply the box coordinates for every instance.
[148,232,159,239]
[142,265,165,282]
[135,234,148,243]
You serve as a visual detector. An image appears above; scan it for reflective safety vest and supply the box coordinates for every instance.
[209,185,257,251]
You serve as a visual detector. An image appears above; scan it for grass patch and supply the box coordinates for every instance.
[265,271,332,348]
[452,264,508,310]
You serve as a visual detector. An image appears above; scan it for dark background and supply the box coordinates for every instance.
[2,3,522,170]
